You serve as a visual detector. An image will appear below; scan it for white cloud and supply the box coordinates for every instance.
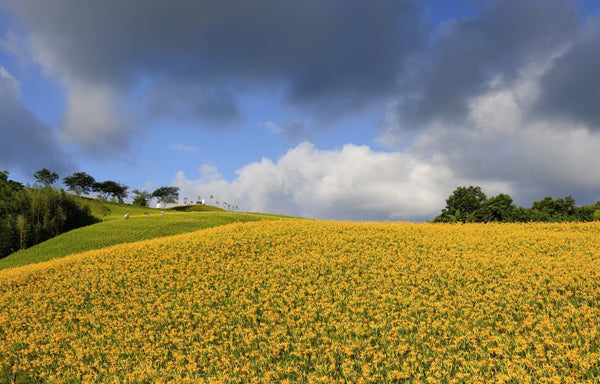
[172,142,494,221]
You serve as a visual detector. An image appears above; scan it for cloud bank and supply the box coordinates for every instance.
[175,50,600,221]
[3,0,425,151]
[174,142,509,222]
[2,0,600,220]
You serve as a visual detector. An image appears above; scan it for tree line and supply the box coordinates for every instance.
[433,186,600,223]
[60,171,179,208]
[0,170,97,258]
[0,169,182,258]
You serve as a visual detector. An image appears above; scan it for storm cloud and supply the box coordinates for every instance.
[377,0,600,209]
[392,0,579,129]
[3,0,426,151]
[534,16,600,129]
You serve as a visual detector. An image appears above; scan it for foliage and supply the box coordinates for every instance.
[477,193,515,222]
[0,171,29,214]
[530,196,575,220]
[434,186,487,222]
[131,189,151,207]
[0,171,31,257]
[33,168,59,186]
[435,186,599,223]
[152,186,180,207]
[0,173,97,258]
[0,221,599,382]
[94,180,128,203]
[63,172,97,196]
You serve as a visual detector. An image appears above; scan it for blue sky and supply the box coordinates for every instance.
[1,0,600,221]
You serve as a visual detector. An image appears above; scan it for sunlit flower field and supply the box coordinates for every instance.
[1,220,599,383]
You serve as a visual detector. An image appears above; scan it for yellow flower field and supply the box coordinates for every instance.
[0,220,599,383]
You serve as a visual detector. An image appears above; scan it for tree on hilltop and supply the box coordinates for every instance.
[152,186,179,208]
[33,168,59,187]
[63,172,96,196]
[94,180,128,203]
[132,189,151,207]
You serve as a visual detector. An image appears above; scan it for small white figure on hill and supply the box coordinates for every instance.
[160,210,164,216]
[124,213,130,219]
[201,199,205,205]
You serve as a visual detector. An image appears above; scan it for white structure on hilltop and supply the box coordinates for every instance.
[156,203,164,209]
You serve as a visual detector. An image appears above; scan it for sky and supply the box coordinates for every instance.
[1,0,600,221]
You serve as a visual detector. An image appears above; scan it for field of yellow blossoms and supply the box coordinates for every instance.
[0,219,599,383]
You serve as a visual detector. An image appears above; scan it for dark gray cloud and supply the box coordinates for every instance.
[0,68,73,177]
[376,0,600,209]
[144,81,240,126]
[4,0,426,128]
[394,0,579,129]
[534,17,600,129]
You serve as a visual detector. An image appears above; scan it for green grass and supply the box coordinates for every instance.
[0,211,288,270]
[77,197,162,221]
[168,204,227,212]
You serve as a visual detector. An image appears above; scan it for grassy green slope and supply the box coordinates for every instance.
[78,197,161,221]
[0,211,287,270]
[168,204,227,213]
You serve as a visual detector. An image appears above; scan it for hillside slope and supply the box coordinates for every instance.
[0,210,286,270]
[0,220,599,382]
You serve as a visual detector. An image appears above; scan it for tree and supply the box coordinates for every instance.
[0,171,30,256]
[33,168,59,187]
[531,196,576,221]
[0,171,96,258]
[132,189,151,207]
[478,193,515,222]
[151,186,179,208]
[434,186,487,223]
[94,181,128,203]
[63,172,96,196]
[0,171,29,217]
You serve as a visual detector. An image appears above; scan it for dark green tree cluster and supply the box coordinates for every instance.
[131,189,151,207]
[59,170,180,208]
[151,186,180,207]
[0,171,97,258]
[94,180,128,203]
[63,172,128,203]
[434,186,600,223]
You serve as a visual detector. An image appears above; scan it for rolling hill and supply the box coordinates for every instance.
[0,198,289,270]
[0,220,599,382]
